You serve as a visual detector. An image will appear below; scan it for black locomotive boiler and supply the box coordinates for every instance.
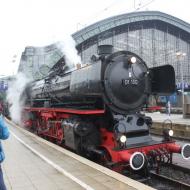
[22,45,190,174]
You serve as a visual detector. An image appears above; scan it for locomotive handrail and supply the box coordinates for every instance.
[162,119,173,130]
[24,107,105,115]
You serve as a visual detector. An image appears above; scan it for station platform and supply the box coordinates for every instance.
[146,112,190,140]
[1,119,154,190]
[145,112,190,125]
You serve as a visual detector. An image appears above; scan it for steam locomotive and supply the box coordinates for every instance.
[22,45,190,174]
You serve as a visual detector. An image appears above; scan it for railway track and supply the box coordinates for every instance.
[147,164,190,190]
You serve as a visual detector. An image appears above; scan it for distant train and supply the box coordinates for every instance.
[22,45,190,175]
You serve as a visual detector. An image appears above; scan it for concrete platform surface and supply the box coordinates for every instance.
[145,112,190,125]
[1,119,155,190]
[2,127,85,190]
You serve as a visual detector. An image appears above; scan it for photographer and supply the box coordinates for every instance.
[0,104,10,190]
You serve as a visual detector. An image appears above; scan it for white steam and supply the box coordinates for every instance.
[6,35,81,124]
[57,35,81,68]
[6,72,31,124]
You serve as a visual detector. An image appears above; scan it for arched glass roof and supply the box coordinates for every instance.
[72,11,190,45]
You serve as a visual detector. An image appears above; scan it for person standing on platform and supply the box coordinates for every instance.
[0,105,10,190]
[167,101,171,117]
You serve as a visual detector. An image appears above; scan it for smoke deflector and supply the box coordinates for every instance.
[150,65,176,95]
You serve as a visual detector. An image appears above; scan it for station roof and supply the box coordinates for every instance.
[72,11,190,45]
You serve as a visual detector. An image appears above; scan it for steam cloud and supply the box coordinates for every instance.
[6,72,31,124]
[57,35,81,68]
[6,35,81,124]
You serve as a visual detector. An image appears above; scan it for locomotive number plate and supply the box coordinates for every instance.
[122,79,139,86]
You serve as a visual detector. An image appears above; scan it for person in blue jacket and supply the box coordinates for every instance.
[0,113,10,190]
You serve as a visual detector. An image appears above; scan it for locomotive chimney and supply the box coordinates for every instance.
[98,45,113,56]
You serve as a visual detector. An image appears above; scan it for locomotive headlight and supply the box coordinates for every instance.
[163,128,173,141]
[169,129,174,136]
[130,56,137,64]
[120,135,127,143]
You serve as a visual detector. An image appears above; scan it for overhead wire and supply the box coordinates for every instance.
[134,0,156,11]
